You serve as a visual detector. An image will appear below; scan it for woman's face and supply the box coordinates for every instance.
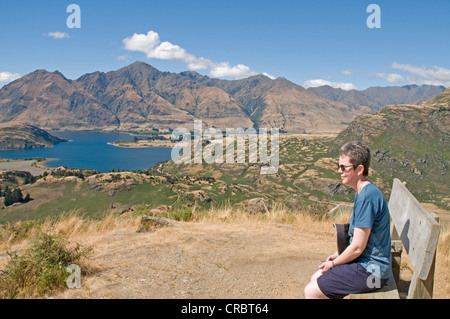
[338,154,358,188]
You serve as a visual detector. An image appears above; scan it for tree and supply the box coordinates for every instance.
[3,187,12,206]
[3,187,26,206]
[12,188,23,203]
[24,174,33,184]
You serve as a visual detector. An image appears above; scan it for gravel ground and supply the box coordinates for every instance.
[49,219,335,299]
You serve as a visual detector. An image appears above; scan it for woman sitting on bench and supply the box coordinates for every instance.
[304,141,392,299]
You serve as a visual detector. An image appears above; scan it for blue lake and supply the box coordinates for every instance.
[0,131,173,172]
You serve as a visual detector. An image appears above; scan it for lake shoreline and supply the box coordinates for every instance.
[0,131,175,173]
[34,158,59,170]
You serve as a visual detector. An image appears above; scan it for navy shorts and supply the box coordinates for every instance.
[317,262,388,299]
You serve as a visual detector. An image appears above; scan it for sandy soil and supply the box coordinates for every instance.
[49,219,336,299]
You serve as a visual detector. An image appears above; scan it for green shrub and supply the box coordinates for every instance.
[0,233,92,298]
[166,208,193,221]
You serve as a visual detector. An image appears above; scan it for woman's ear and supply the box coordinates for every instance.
[357,164,365,176]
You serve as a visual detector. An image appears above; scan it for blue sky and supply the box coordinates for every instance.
[1,0,449,90]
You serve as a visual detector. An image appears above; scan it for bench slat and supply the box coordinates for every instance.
[388,179,440,280]
[347,275,399,299]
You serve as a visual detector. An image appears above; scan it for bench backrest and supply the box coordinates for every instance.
[388,178,440,280]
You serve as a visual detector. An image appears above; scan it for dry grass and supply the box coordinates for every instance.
[435,223,450,298]
[0,210,140,255]
[1,206,449,298]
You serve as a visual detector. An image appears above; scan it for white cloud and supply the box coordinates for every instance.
[123,31,193,62]
[371,73,406,83]
[341,70,353,76]
[262,72,276,80]
[44,31,70,39]
[122,30,264,80]
[117,55,132,62]
[209,62,258,79]
[123,31,206,67]
[186,57,214,71]
[0,71,21,83]
[302,79,358,91]
[391,62,450,86]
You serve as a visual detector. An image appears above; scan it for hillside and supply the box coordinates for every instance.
[0,123,67,150]
[0,132,392,225]
[329,88,450,209]
[308,84,446,112]
[0,62,365,133]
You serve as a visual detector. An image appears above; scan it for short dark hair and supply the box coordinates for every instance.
[339,141,371,176]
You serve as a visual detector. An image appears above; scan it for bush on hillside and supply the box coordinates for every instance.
[0,233,92,298]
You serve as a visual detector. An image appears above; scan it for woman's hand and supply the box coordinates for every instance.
[326,252,338,262]
[319,227,371,274]
[319,260,334,273]
[318,252,338,273]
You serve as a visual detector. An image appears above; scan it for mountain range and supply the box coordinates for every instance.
[0,61,446,133]
[308,84,446,112]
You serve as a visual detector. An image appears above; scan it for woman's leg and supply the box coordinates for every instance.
[304,269,328,299]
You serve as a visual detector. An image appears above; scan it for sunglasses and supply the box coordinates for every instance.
[338,164,354,172]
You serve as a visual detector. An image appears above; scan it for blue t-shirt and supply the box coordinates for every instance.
[349,182,392,279]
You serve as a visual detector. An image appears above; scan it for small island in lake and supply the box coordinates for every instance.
[110,131,176,148]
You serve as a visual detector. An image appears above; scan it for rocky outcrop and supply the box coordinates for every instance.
[186,190,212,203]
[137,215,178,233]
[246,197,272,214]
[85,172,152,196]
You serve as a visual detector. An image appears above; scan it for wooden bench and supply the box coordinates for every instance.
[347,178,441,299]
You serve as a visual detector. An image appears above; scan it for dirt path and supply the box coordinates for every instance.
[51,220,336,299]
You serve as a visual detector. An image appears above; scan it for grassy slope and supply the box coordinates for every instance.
[329,89,450,209]
[0,179,177,224]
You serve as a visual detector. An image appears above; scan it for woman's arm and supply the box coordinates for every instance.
[320,227,371,273]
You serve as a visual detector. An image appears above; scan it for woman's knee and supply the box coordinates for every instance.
[304,282,314,299]
[304,281,321,299]
[304,277,328,299]
[310,269,323,282]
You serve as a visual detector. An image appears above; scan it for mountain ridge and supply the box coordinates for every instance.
[0,61,446,133]
[308,84,446,112]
